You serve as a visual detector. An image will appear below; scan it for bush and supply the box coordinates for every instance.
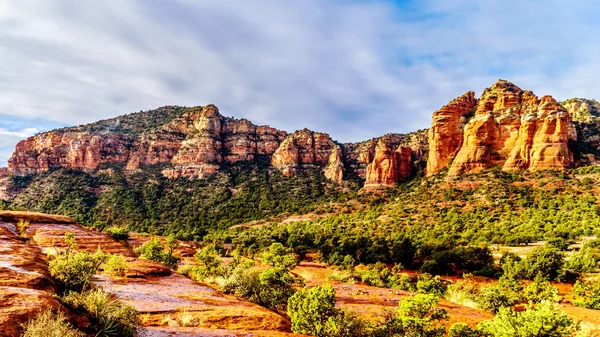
[288,284,337,337]
[62,289,138,337]
[104,227,129,241]
[103,254,128,277]
[220,264,299,312]
[416,273,447,297]
[262,242,298,270]
[477,302,579,337]
[520,247,565,281]
[476,286,521,314]
[565,246,597,273]
[374,294,447,337]
[448,323,481,337]
[22,309,84,337]
[190,246,227,280]
[523,274,561,304]
[49,243,106,292]
[135,236,178,269]
[573,279,600,309]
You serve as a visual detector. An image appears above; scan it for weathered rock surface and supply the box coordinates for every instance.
[426,91,476,175]
[364,140,411,186]
[427,80,574,176]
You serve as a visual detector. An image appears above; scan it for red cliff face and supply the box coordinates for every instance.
[427,80,574,177]
[271,129,341,180]
[364,139,412,186]
[426,91,477,176]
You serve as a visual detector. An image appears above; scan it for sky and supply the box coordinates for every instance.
[1,0,600,166]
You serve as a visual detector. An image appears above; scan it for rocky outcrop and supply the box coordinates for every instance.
[426,91,477,175]
[271,129,339,178]
[428,80,574,176]
[364,140,411,186]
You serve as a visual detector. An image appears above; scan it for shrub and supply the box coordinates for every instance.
[477,302,579,337]
[288,284,337,337]
[523,274,561,304]
[262,242,298,270]
[22,309,84,337]
[566,246,597,273]
[416,273,447,297]
[476,286,521,314]
[135,236,178,269]
[445,278,480,308]
[520,247,565,281]
[62,289,138,337]
[547,238,571,251]
[373,294,447,337]
[104,227,129,241]
[448,323,482,337]
[220,264,299,312]
[103,254,128,277]
[573,279,600,309]
[189,246,227,280]
[49,245,106,292]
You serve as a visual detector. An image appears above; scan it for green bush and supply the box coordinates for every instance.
[103,254,128,277]
[373,293,447,337]
[573,279,600,309]
[520,247,565,281]
[476,286,521,314]
[104,227,129,241]
[477,302,579,337]
[448,323,481,337]
[288,284,337,337]
[22,309,84,337]
[262,242,298,270]
[49,242,106,293]
[135,236,178,269]
[220,264,299,312]
[565,246,597,273]
[62,289,138,337]
[416,273,447,297]
[523,274,561,304]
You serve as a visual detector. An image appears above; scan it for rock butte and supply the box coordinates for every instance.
[427,80,574,176]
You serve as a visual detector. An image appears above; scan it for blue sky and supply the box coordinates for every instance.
[1,0,600,165]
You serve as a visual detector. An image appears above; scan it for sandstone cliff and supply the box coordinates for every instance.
[427,80,574,176]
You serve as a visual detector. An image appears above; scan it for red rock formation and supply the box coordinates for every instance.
[364,140,411,186]
[324,145,344,182]
[271,129,338,177]
[426,91,477,176]
[427,80,574,177]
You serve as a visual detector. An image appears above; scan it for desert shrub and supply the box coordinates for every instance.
[566,246,597,273]
[135,236,178,269]
[62,288,138,337]
[476,286,521,314]
[547,237,571,251]
[523,274,561,304]
[288,284,337,337]
[104,227,129,241]
[220,264,299,312]
[49,235,107,292]
[22,309,84,337]
[17,219,30,237]
[326,270,355,284]
[102,254,128,277]
[445,277,480,308]
[573,279,600,309]
[448,323,482,337]
[262,242,298,270]
[477,302,579,337]
[520,247,565,281]
[420,246,495,276]
[372,294,447,337]
[416,273,447,297]
[190,246,227,280]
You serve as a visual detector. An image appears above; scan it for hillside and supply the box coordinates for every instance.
[0,79,599,238]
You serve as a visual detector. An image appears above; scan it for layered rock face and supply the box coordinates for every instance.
[364,140,412,186]
[427,80,574,176]
[271,129,337,178]
[426,91,476,175]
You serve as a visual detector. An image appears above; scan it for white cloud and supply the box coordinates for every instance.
[0,0,600,165]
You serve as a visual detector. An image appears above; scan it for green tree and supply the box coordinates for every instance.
[477,302,578,337]
[520,247,564,281]
[573,279,600,309]
[262,242,298,270]
[288,284,337,337]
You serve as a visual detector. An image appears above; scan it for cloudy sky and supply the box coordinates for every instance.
[1,0,599,165]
